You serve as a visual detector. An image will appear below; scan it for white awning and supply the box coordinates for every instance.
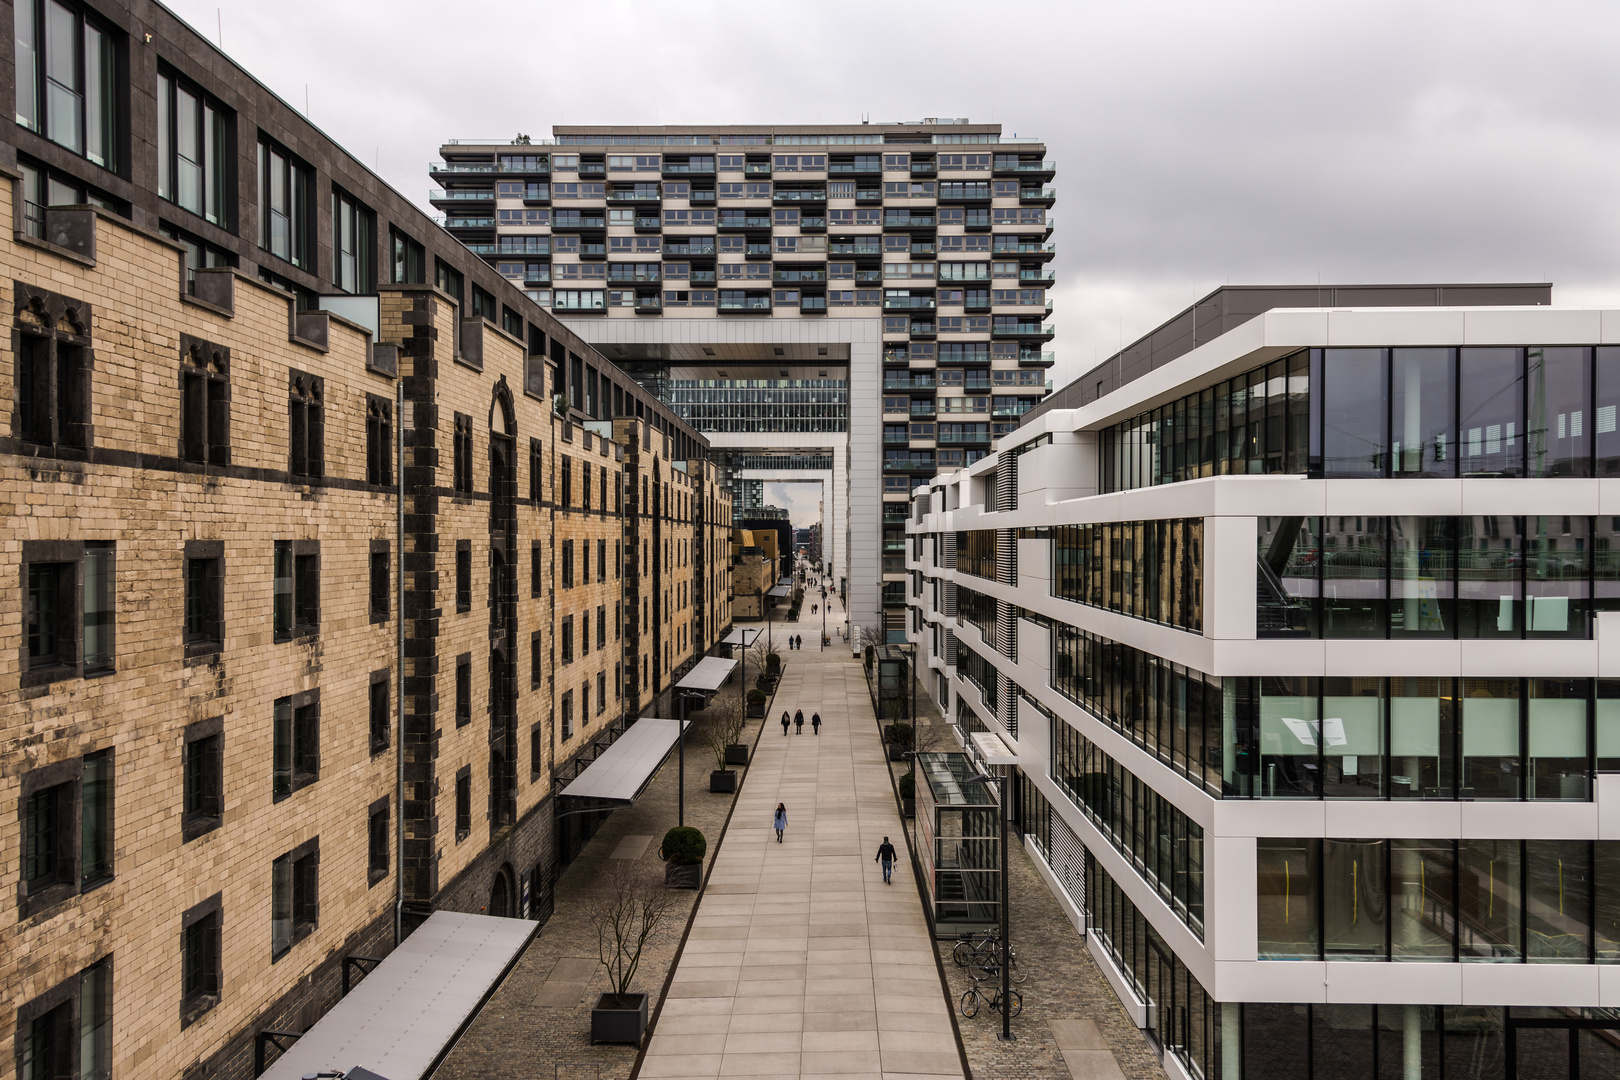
[677,655,739,692]
[721,627,761,647]
[767,585,790,598]
[971,730,1018,765]
[260,911,536,1080]
[560,718,689,803]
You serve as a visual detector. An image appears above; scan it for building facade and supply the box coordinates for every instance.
[0,3,729,1079]
[432,123,1055,644]
[908,293,1620,1080]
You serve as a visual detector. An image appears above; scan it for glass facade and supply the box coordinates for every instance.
[665,377,847,433]
[1100,345,1620,492]
[1259,515,1620,639]
[1258,837,1620,965]
[957,582,995,640]
[1049,520,1203,633]
[1050,624,1225,795]
[1051,718,1204,936]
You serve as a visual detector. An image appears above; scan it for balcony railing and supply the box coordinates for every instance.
[884,376,936,390]
[718,297,772,312]
[831,242,883,255]
[773,190,827,202]
[1018,351,1057,366]
[939,431,991,444]
[883,297,936,310]
[607,271,662,283]
[992,241,1056,255]
[431,189,494,201]
[607,190,662,201]
[744,163,771,175]
[800,297,828,313]
[829,163,882,174]
[431,162,495,174]
[446,217,495,229]
[992,159,1057,173]
[884,216,936,228]
[665,242,717,256]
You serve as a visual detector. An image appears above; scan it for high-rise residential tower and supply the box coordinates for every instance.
[432,123,1055,643]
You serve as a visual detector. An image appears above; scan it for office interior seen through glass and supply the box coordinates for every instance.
[666,377,847,433]
[1256,837,1620,964]
[1258,514,1619,639]
[1051,623,1620,801]
[1098,345,1620,493]
[1044,520,1205,633]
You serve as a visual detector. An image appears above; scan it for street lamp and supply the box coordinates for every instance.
[675,689,705,827]
[965,770,1012,1042]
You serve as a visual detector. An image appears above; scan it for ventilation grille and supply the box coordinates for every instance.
[998,454,1017,512]
[945,629,958,666]
[944,580,958,617]
[1049,812,1087,917]
[1001,678,1019,740]
[942,531,957,570]
[994,599,1016,662]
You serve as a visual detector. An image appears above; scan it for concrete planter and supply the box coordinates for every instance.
[902,795,915,818]
[887,743,908,762]
[725,744,750,766]
[710,769,737,794]
[591,992,648,1044]
[665,862,702,889]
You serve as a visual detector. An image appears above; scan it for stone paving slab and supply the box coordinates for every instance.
[639,605,961,1080]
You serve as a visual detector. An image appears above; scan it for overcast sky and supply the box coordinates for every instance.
[168,0,1620,391]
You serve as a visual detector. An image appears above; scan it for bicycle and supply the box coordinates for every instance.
[959,970,1023,1019]
[951,929,1026,984]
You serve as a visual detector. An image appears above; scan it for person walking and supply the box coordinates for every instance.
[781,711,791,737]
[794,709,804,734]
[811,712,821,735]
[773,803,787,843]
[875,836,897,884]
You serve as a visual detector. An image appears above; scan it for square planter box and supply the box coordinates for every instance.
[887,744,909,762]
[665,862,702,889]
[591,992,649,1045]
[746,701,765,718]
[725,744,750,766]
[710,769,737,793]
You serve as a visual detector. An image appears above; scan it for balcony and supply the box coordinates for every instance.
[992,241,1056,261]
[883,349,911,365]
[634,216,661,232]
[578,164,606,178]
[689,270,716,285]
[635,295,663,314]
[445,217,496,230]
[963,211,992,232]
[665,240,717,257]
[939,431,991,445]
[909,406,937,419]
[883,454,938,473]
[800,296,828,314]
[884,215,936,230]
[992,159,1056,179]
[774,271,827,285]
[606,270,662,284]
[463,243,497,255]
[938,184,991,202]
[1020,187,1057,206]
[498,238,550,255]
[830,241,883,255]
[430,188,494,204]
[663,162,717,176]
[856,190,884,204]
[883,296,936,311]
[992,404,1033,419]
[522,187,551,205]
[578,243,606,259]
[718,296,772,313]
[744,244,772,260]
[1018,351,1057,367]
[884,433,910,445]
[1019,271,1056,288]
[884,376,936,391]
[829,162,881,174]
[431,162,495,174]
[964,297,991,314]
[800,216,826,232]
[909,322,937,337]
[718,215,772,230]
[497,160,550,176]
[773,189,827,203]
[855,270,883,285]
[689,189,716,204]
[551,214,606,230]
[992,321,1056,339]
[607,189,661,203]
[744,163,771,176]
[910,163,937,177]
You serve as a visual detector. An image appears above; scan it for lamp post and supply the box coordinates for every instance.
[674,689,704,828]
[966,770,1012,1042]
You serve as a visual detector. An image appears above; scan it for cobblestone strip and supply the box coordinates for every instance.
[434,667,775,1080]
[881,701,1167,1080]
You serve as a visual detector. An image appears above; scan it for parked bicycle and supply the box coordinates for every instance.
[951,928,1025,983]
[959,966,1023,1019]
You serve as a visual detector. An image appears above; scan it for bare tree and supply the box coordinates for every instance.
[591,860,677,1006]
[701,696,746,770]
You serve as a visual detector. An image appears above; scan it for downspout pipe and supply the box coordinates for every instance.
[395,375,406,945]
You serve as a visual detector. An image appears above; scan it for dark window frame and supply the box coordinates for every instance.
[452,412,474,494]
[455,652,472,727]
[287,368,325,479]
[179,892,222,1027]
[271,688,320,801]
[454,766,472,842]
[183,539,223,657]
[330,185,376,294]
[369,669,390,754]
[257,134,313,269]
[369,540,390,624]
[156,65,230,226]
[178,334,230,466]
[366,394,393,487]
[389,226,425,284]
[182,716,223,842]
[270,836,319,961]
[14,953,112,1080]
[13,281,94,453]
[367,797,389,886]
[272,539,319,641]
[456,539,472,613]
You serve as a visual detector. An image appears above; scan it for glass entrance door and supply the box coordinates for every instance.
[1509,1021,1620,1079]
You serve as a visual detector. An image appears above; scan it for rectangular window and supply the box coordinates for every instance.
[182,717,223,841]
[530,541,543,598]
[598,604,607,649]
[390,226,425,284]
[561,691,574,740]
[287,369,324,478]
[368,799,389,885]
[179,335,230,466]
[529,439,543,502]
[561,615,574,663]
[456,540,471,612]
[16,0,119,168]
[365,394,393,489]
[331,187,374,292]
[456,652,471,727]
[531,724,542,777]
[258,135,312,268]
[455,769,471,840]
[369,670,389,752]
[272,690,319,800]
[180,895,222,1026]
[15,292,91,452]
[270,839,319,959]
[25,559,72,672]
[530,630,542,689]
[370,542,389,623]
[82,541,113,673]
[183,549,222,654]
[453,413,473,494]
[157,70,227,224]
[562,539,574,589]
[272,540,319,640]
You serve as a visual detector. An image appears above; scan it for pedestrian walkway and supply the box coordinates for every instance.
[643,613,961,1080]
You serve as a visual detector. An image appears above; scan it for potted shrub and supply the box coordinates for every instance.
[704,702,745,792]
[863,643,876,672]
[746,687,767,719]
[590,862,676,1045]
[660,825,706,888]
[884,721,915,762]
[897,769,915,818]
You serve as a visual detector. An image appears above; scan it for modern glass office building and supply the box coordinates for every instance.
[432,122,1054,641]
[907,285,1620,1080]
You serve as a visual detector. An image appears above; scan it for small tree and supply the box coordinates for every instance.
[702,698,746,770]
[592,861,677,1006]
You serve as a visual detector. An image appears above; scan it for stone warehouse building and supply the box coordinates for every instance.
[0,2,730,1079]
